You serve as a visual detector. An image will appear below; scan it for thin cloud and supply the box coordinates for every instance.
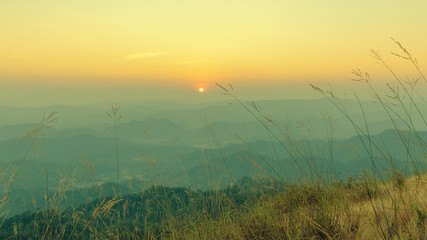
[124,52,165,61]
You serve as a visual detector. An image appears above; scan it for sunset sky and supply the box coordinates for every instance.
[1,1,426,105]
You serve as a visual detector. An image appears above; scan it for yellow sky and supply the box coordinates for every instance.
[1,1,426,89]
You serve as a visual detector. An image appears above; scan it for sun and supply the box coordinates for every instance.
[198,87,205,93]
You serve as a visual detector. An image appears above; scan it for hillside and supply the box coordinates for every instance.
[1,172,426,239]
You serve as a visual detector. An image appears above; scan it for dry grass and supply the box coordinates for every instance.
[148,173,424,240]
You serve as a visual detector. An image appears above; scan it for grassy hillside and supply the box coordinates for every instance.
[1,173,427,239]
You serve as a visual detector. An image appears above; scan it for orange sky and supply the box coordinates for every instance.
[1,1,426,92]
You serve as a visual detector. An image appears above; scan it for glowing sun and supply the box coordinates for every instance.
[198,87,205,93]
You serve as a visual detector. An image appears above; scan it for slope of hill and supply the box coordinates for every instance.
[1,172,426,239]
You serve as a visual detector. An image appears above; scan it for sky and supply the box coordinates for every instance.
[1,1,426,105]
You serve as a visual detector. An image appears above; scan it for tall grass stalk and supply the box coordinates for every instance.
[106,103,122,240]
[0,111,57,227]
[106,104,122,198]
[311,39,427,239]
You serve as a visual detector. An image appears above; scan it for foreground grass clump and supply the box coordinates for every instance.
[168,175,427,239]
[175,178,379,239]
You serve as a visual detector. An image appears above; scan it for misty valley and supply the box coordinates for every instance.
[1,98,426,218]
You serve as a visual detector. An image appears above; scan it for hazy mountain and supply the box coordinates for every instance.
[1,98,426,218]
